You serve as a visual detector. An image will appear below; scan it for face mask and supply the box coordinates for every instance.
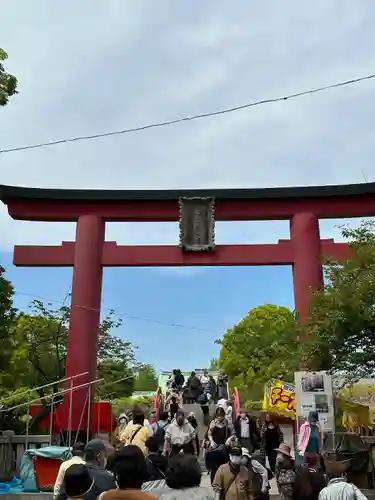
[230,455,242,465]
[240,457,248,466]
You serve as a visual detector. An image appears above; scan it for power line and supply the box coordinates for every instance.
[1,73,374,155]
[15,290,224,334]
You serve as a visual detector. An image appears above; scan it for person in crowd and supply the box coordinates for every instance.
[217,399,233,429]
[63,464,95,500]
[58,439,115,500]
[167,370,177,389]
[318,460,368,500]
[197,391,211,426]
[209,375,218,403]
[120,407,152,455]
[145,436,168,481]
[293,454,326,500]
[151,411,170,451]
[206,406,232,483]
[165,389,182,420]
[184,371,202,403]
[234,409,260,453]
[113,414,129,449]
[217,371,229,400]
[187,412,200,455]
[212,446,252,500]
[127,406,154,435]
[200,369,210,392]
[241,448,270,500]
[173,369,185,390]
[298,411,322,462]
[275,443,296,500]
[259,413,284,473]
[100,445,155,500]
[54,442,85,500]
[159,454,214,500]
[163,410,195,457]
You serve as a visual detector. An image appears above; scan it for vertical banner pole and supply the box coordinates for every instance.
[68,378,73,448]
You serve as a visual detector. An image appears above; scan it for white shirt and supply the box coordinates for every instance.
[165,421,195,446]
[319,479,368,500]
[240,418,250,438]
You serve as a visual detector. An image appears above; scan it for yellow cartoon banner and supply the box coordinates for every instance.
[263,379,296,417]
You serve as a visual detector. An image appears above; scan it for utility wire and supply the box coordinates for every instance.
[15,290,224,334]
[1,73,374,155]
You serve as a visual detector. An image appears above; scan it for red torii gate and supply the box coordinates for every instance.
[1,182,373,432]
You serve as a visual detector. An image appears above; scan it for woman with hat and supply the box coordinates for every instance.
[275,443,295,500]
[298,411,322,463]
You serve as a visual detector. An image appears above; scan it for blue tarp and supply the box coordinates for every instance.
[20,446,71,492]
[0,477,23,494]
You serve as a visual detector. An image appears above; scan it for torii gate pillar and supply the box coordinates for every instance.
[62,215,105,430]
[291,213,323,322]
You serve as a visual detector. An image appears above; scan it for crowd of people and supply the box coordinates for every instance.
[51,373,370,500]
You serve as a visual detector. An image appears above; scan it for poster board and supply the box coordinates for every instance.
[294,371,335,433]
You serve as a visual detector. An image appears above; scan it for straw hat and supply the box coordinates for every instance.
[275,443,293,458]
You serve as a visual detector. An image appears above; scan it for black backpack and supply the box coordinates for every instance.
[154,421,168,446]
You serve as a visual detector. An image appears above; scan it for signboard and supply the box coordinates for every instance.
[294,371,335,433]
[178,197,215,251]
[263,379,296,416]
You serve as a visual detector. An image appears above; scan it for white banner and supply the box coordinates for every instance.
[294,371,335,433]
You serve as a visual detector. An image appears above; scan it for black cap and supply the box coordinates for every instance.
[230,446,242,456]
[64,464,93,498]
[84,438,109,454]
[72,442,85,455]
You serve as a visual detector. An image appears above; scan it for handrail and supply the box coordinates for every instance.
[0,372,89,404]
[0,378,104,412]
[0,373,136,412]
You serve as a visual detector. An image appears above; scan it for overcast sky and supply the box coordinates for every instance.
[1,1,375,368]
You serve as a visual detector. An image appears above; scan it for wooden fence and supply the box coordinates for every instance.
[0,434,50,480]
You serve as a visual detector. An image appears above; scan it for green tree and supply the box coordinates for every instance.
[217,304,302,391]
[0,265,17,386]
[6,300,136,401]
[134,364,158,392]
[307,220,375,384]
[209,358,220,371]
[0,49,18,106]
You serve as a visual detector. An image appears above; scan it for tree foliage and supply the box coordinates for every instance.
[134,364,158,392]
[307,220,375,384]
[0,266,17,377]
[209,358,220,371]
[217,304,302,391]
[0,49,18,106]
[4,300,137,402]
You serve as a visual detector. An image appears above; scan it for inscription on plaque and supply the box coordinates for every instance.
[178,197,215,251]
